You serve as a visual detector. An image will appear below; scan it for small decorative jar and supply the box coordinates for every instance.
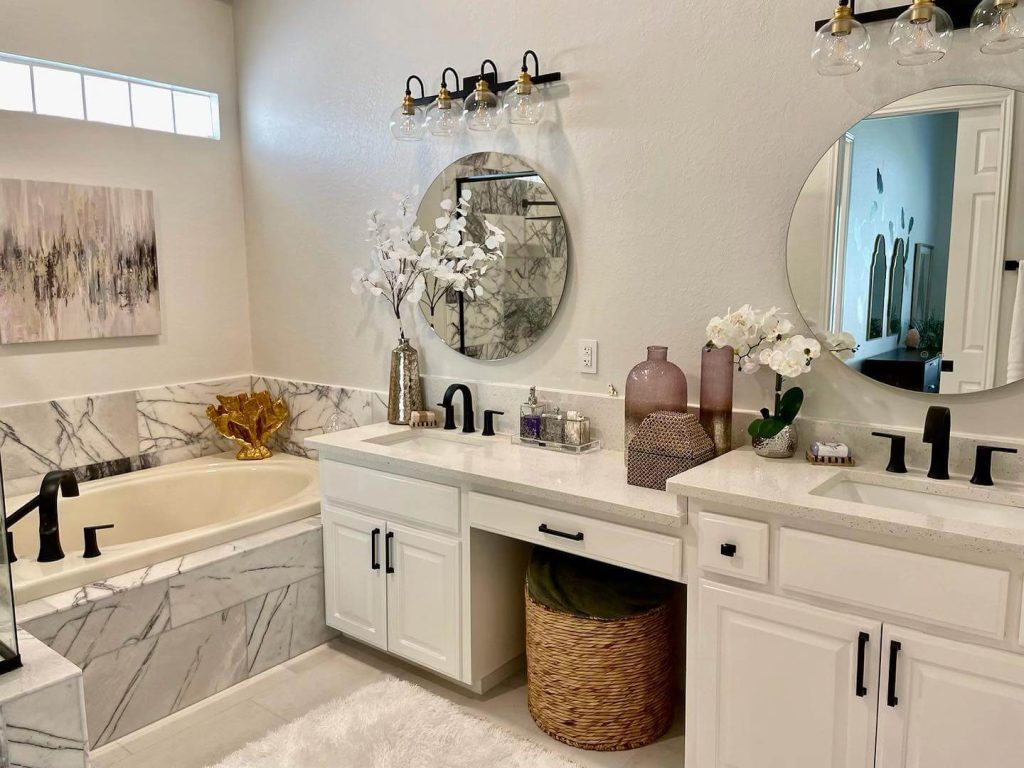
[520,386,544,440]
[752,423,798,459]
[564,411,591,447]
[541,407,566,444]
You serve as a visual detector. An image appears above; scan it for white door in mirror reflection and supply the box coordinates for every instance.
[787,85,1016,397]
[942,103,1006,394]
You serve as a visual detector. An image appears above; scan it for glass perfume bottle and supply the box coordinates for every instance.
[520,386,544,440]
[541,407,566,444]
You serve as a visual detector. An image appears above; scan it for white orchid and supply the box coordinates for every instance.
[826,331,859,361]
[351,190,504,337]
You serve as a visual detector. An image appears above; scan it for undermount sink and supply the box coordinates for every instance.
[812,476,1024,528]
[363,429,491,457]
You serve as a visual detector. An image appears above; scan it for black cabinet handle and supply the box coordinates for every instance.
[370,528,380,571]
[720,542,737,558]
[887,640,901,707]
[855,632,869,697]
[385,531,395,574]
[538,524,584,542]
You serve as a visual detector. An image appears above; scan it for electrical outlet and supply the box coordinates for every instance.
[578,339,598,374]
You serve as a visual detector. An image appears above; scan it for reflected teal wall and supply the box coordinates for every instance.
[841,111,958,368]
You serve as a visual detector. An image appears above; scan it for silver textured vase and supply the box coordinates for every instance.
[388,336,424,425]
[752,423,798,459]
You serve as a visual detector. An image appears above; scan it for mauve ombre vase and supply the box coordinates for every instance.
[624,346,688,455]
[699,346,734,457]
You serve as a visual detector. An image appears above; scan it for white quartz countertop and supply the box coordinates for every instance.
[306,423,683,528]
[668,447,1024,557]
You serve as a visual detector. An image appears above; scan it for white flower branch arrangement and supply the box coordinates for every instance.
[351,190,506,339]
[706,305,858,441]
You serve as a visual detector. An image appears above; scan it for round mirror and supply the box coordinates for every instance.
[416,152,568,360]
[788,85,1023,396]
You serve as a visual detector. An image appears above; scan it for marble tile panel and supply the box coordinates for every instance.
[251,377,374,459]
[23,582,170,668]
[135,377,250,457]
[84,605,247,747]
[245,575,335,677]
[1,677,88,768]
[0,392,137,481]
[0,633,80,709]
[168,529,323,627]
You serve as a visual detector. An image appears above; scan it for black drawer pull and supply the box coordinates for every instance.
[385,531,395,574]
[538,524,584,542]
[371,528,380,571]
[855,632,869,697]
[720,542,737,558]
[887,640,901,707]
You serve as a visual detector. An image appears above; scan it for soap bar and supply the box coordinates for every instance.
[810,441,851,458]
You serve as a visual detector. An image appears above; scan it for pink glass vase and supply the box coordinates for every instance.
[699,345,734,457]
[624,346,688,454]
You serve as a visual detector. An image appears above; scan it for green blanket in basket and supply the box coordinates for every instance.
[526,546,673,620]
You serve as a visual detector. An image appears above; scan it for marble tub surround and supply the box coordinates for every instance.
[0,631,88,768]
[668,447,1024,557]
[20,516,335,748]
[307,422,682,527]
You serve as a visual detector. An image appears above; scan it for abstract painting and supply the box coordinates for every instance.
[0,179,160,344]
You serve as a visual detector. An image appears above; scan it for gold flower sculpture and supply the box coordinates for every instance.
[207,391,289,461]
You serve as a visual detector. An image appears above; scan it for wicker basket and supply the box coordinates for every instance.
[524,588,675,751]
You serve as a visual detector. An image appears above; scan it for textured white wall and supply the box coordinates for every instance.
[234,0,1024,439]
[0,0,251,405]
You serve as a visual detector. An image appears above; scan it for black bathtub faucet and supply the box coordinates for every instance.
[6,469,79,562]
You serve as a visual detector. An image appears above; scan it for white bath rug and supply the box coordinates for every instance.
[209,677,582,768]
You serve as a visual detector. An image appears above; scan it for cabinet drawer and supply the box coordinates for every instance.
[779,528,1009,638]
[321,460,459,533]
[467,492,682,582]
[697,512,769,584]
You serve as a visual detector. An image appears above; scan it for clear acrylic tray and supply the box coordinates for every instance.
[511,435,603,455]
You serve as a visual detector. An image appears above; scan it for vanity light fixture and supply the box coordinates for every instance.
[389,75,427,142]
[426,68,464,137]
[503,50,546,124]
[889,0,955,65]
[972,0,1024,53]
[812,0,872,76]
[463,60,504,132]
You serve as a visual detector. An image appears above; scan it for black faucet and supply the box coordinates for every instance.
[438,384,475,433]
[923,406,951,480]
[6,469,78,562]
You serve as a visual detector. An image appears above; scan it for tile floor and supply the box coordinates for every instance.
[89,637,685,768]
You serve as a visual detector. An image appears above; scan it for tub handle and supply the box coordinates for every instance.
[83,524,115,559]
[385,531,395,574]
[371,528,381,571]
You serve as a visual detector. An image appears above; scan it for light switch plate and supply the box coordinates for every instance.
[578,339,598,374]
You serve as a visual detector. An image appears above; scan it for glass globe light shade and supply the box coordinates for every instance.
[972,0,1024,54]
[426,98,464,137]
[503,73,546,124]
[389,99,425,142]
[463,82,503,132]
[812,14,871,75]
[889,0,954,66]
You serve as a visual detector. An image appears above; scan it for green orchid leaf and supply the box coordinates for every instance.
[748,418,764,439]
[757,417,788,440]
[778,387,804,424]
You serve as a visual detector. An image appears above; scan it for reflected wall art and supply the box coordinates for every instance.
[0,178,160,344]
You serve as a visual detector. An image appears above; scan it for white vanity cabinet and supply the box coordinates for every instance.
[876,626,1024,768]
[320,461,462,679]
[697,581,880,768]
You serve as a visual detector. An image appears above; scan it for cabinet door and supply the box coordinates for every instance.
[322,504,387,650]
[877,625,1024,768]
[385,521,460,678]
[697,581,880,768]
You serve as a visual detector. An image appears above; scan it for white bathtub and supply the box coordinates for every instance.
[7,452,320,604]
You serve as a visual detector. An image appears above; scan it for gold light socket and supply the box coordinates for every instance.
[475,78,492,94]
[996,0,1018,9]
[909,0,934,25]
[437,85,452,110]
[515,70,534,95]
[401,92,416,116]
